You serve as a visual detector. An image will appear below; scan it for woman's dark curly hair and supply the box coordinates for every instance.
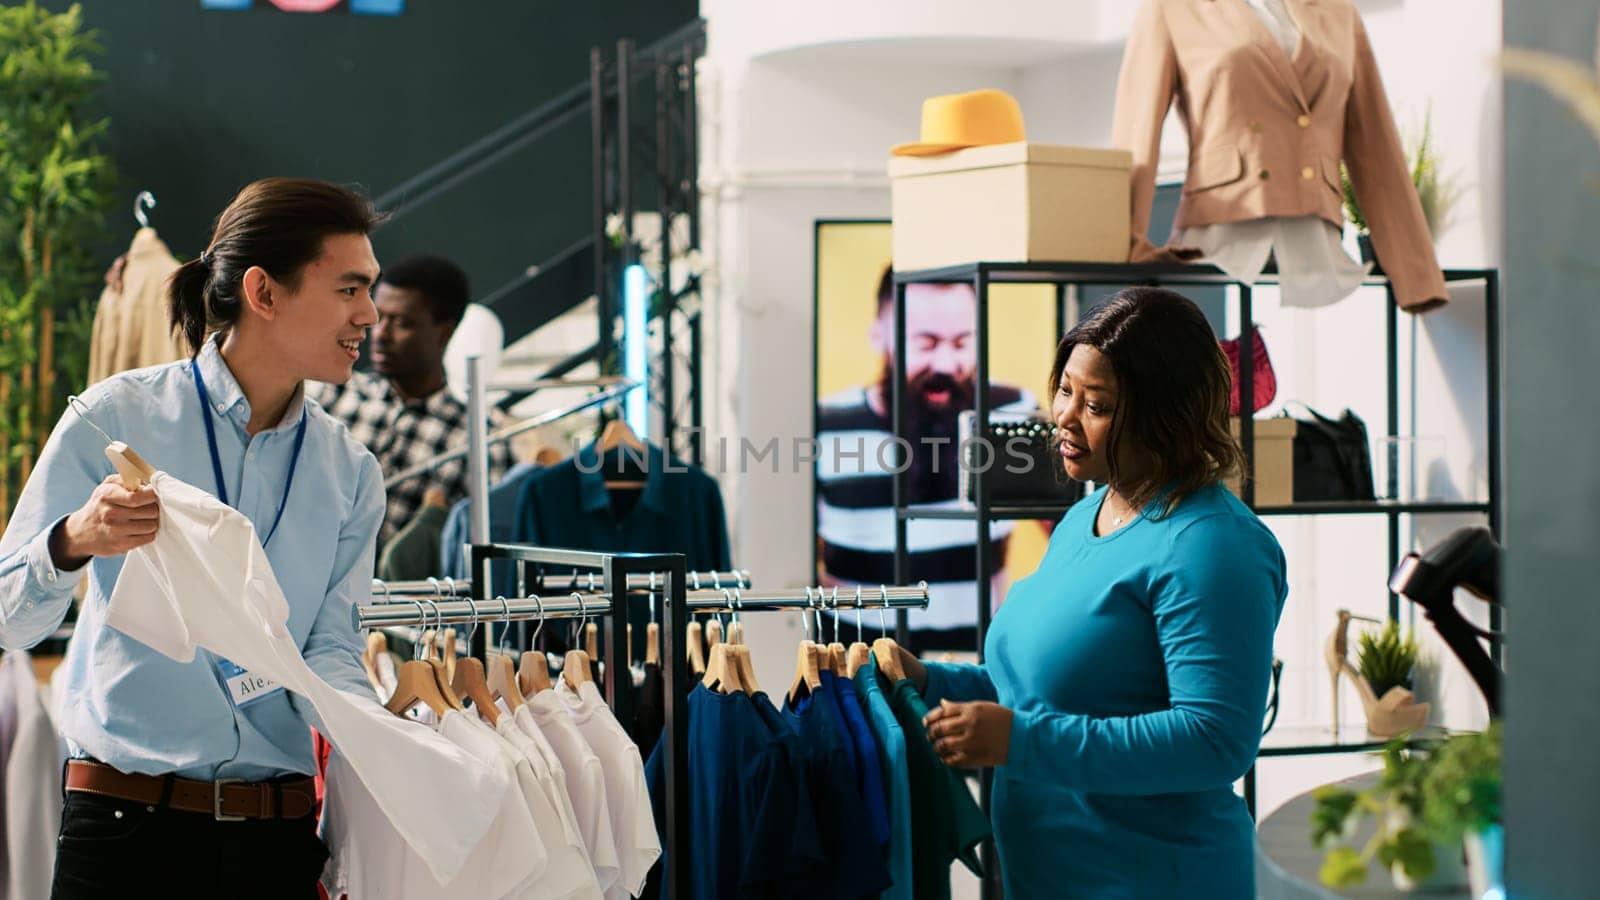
[1048,286,1245,516]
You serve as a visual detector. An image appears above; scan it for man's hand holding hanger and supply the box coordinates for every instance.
[50,475,160,570]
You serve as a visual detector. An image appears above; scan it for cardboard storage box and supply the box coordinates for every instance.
[1226,417,1297,507]
[889,142,1132,271]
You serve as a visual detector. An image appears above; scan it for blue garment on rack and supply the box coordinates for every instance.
[438,462,538,583]
[854,656,914,900]
[783,677,893,899]
[514,442,731,573]
[644,686,823,900]
[824,669,891,849]
[922,483,1287,899]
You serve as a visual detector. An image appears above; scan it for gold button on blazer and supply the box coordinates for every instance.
[1112,0,1448,311]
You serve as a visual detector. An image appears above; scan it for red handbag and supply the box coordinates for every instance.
[1221,328,1276,415]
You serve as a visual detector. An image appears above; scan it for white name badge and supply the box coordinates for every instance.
[214,657,284,707]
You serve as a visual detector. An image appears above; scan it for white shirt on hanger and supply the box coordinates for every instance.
[107,471,504,885]
[527,691,622,895]
[557,682,662,899]
[499,698,595,871]
[321,710,547,899]
[488,715,604,899]
[1172,0,1371,309]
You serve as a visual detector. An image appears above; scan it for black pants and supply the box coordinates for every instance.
[49,791,329,900]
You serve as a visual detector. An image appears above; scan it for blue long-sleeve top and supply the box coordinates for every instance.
[924,483,1286,899]
[0,339,382,782]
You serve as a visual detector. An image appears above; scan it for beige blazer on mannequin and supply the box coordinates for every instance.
[1113,0,1448,311]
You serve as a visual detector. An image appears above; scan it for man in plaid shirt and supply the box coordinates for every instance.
[310,255,512,549]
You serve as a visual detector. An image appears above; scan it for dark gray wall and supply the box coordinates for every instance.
[45,0,694,294]
[1503,2,1600,895]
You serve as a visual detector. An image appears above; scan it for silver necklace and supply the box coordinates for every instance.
[1107,491,1135,527]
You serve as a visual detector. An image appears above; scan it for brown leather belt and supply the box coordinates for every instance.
[65,760,316,821]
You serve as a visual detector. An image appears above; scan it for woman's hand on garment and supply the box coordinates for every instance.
[51,476,160,569]
[924,699,1013,769]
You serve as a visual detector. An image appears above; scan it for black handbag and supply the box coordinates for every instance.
[1285,405,1376,502]
[957,412,1084,505]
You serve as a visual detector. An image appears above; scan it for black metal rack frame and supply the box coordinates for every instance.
[890,260,1501,895]
[592,26,708,465]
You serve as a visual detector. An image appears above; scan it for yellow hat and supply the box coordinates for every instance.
[891,89,1027,157]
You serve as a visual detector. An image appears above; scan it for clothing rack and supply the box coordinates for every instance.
[365,541,926,900]
[369,570,752,599]
[354,592,617,630]
[356,584,928,629]
[380,378,637,490]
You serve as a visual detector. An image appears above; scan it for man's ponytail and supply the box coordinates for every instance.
[167,256,212,357]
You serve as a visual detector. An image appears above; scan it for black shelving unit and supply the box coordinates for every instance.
[890,261,1500,898]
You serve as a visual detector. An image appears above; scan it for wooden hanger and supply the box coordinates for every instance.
[105,442,156,490]
[384,659,453,719]
[786,641,822,703]
[565,592,597,692]
[363,631,388,696]
[598,418,647,489]
[427,656,466,712]
[450,657,501,727]
[598,417,645,452]
[872,637,908,684]
[701,642,746,694]
[584,622,600,662]
[726,640,748,688]
[706,618,723,651]
[827,641,847,676]
[487,652,524,712]
[686,621,706,675]
[846,641,872,679]
[563,649,593,691]
[720,600,760,695]
[442,628,459,687]
[646,622,660,666]
[518,650,552,696]
[731,640,760,696]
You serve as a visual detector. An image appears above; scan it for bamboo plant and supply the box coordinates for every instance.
[0,1,117,529]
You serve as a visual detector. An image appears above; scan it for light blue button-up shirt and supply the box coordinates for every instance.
[0,339,384,781]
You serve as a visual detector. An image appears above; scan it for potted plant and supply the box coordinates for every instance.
[1357,621,1421,700]
[1312,738,1442,890]
[1312,723,1503,894]
[1341,105,1458,271]
[1421,723,1504,898]
[0,1,117,528]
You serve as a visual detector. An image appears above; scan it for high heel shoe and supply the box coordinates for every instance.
[1324,609,1431,739]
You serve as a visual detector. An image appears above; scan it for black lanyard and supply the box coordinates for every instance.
[191,359,306,548]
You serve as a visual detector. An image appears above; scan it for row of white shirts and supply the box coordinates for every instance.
[108,471,657,897]
[322,655,658,899]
